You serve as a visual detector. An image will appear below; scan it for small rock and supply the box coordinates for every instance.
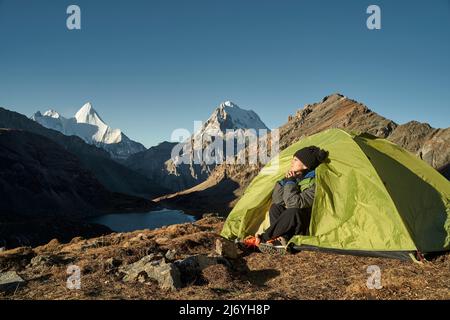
[215,238,239,259]
[0,271,25,292]
[165,249,177,261]
[152,262,182,290]
[0,247,5,253]
[119,255,154,277]
[28,255,55,268]
[119,254,182,291]
[28,254,70,268]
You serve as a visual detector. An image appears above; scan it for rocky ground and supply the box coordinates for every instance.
[0,216,449,300]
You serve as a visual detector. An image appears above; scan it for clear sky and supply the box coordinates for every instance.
[0,0,449,148]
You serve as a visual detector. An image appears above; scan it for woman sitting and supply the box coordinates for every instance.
[245,146,328,253]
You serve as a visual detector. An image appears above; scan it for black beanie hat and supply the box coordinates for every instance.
[293,146,328,170]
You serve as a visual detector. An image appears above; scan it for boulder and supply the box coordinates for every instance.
[215,238,239,259]
[0,271,25,292]
[119,254,182,291]
[27,253,73,268]
[28,254,57,268]
[119,253,231,290]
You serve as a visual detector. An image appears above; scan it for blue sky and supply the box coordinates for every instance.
[0,0,449,148]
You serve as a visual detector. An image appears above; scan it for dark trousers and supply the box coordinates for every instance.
[260,203,311,242]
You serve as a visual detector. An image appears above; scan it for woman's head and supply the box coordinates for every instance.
[291,146,328,172]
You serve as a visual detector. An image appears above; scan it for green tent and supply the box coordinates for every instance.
[221,128,450,260]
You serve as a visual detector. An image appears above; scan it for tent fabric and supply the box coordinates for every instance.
[220,128,450,256]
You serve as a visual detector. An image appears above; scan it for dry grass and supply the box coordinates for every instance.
[1,217,449,300]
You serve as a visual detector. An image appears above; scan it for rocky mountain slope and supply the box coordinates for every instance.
[0,129,157,249]
[32,103,146,160]
[0,107,169,198]
[388,121,450,174]
[125,101,269,192]
[124,141,195,191]
[156,94,450,214]
[1,217,448,300]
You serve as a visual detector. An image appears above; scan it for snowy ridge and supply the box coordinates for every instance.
[192,100,269,148]
[75,103,123,144]
[43,110,61,118]
[170,100,269,165]
[32,103,146,160]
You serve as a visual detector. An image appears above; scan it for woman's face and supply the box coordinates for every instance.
[290,156,308,174]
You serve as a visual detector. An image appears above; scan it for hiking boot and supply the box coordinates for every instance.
[242,235,261,249]
[258,238,288,256]
[266,237,287,247]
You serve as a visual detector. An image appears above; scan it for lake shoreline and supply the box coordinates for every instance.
[87,208,197,233]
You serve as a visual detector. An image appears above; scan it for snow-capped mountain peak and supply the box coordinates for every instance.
[189,101,269,150]
[43,109,61,119]
[75,103,106,126]
[207,100,269,132]
[32,102,146,160]
[220,101,237,108]
[169,100,270,171]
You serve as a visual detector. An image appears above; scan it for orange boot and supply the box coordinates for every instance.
[243,235,261,249]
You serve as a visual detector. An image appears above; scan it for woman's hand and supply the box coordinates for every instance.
[285,170,300,179]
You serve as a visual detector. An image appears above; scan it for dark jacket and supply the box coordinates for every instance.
[271,174,316,209]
